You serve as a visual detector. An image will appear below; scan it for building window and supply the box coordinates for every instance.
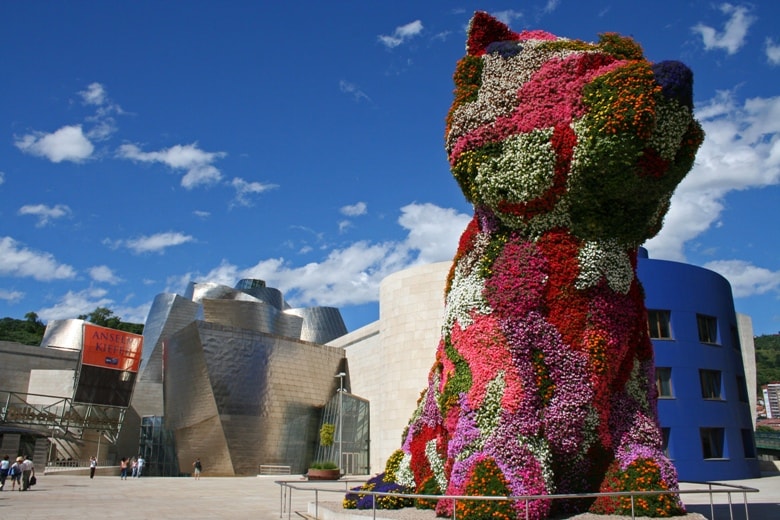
[697,314,719,344]
[741,429,756,458]
[736,376,749,403]
[647,310,672,339]
[662,427,671,458]
[655,367,673,398]
[700,369,722,400]
[701,428,725,459]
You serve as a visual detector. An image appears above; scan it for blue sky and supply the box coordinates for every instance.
[1,1,779,336]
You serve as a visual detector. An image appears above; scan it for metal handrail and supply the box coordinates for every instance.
[276,478,759,520]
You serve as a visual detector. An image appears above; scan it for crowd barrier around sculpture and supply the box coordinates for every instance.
[276,479,759,520]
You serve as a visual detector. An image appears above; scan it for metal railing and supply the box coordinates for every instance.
[0,390,126,442]
[276,479,759,520]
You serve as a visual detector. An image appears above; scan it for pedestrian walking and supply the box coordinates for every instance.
[0,455,9,490]
[192,458,202,480]
[120,457,129,480]
[20,455,34,491]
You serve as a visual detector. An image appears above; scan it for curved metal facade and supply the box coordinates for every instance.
[637,249,760,481]
[129,278,350,476]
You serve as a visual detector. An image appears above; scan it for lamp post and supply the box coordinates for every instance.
[335,372,346,473]
[96,430,102,466]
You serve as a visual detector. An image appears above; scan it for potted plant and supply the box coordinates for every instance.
[307,460,340,480]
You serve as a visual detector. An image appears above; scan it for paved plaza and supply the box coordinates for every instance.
[0,472,778,520]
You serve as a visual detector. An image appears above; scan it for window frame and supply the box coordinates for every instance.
[699,369,722,400]
[655,367,673,398]
[647,309,673,340]
[700,427,725,459]
[696,314,719,345]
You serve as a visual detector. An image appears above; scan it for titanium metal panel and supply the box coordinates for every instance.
[285,307,348,344]
[39,319,85,351]
[164,321,345,475]
[140,293,198,378]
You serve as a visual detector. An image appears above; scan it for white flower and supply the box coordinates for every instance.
[443,262,491,330]
[425,439,448,492]
[649,99,692,161]
[575,239,634,294]
[475,128,556,208]
[475,373,506,435]
[396,453,416,488]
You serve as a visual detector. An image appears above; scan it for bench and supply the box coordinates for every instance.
[258,464,292,475]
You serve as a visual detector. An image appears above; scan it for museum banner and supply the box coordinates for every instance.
[81,323,143,372]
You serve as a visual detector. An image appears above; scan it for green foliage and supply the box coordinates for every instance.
[591,459,685,517]
[0,307,144,346]
[0,315,45,345]
[456,457,515,520]
[384,449,405,483]
[756,334,780,391]
[414,474,441,510]
[319,423,335,447]
[309,460,338,470]
[78,306,143,334]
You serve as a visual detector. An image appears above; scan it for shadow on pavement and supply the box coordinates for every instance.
[685,501,780,520]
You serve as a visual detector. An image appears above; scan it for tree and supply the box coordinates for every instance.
[78,306,122,329]
[78,307,144,334]
[24,312,45,335]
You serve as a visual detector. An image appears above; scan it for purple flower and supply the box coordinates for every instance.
[652,61,694,109]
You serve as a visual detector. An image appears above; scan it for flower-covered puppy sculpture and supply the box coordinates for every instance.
[393,12,703,520]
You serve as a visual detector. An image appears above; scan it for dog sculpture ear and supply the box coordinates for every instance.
[466,11,517,56]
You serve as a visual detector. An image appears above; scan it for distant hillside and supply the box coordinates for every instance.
[755,334,780,390]
[0,316,46,346]
[0,307,144,346]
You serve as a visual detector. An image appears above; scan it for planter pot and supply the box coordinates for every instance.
[307,468,341,480]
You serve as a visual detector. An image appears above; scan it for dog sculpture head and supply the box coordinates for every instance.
[446,12,703,244]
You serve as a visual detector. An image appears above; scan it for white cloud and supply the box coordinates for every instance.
[193,210,211,219]
[80,82,123,141]
[119,232,195,254]
[0,236,76,281]
[37,287,111,322]
[691,3,754,54]
[644,90,780,261]
[80,82,107,106]
[0,289,24,303]
[767,38,780,66]
[339,80,371,102]
[34,284,150,324]
[703,260,780,298]
[378,20,423,48]
[543,1,560,14]
[89,265,122,285]
[492,10,523,25]
[397,203,471,265]
[0,172,5,185]
[118,143,226,188]
[230,177,278,207]
[340,202,367,217]
[170,202,470,308]
[17,203,72,227]
[15,125,94,163]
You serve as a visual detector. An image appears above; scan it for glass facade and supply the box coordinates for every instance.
[314,392,370,475]
[138,416,180,476]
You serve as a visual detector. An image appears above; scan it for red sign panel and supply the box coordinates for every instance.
[81,323,143,373]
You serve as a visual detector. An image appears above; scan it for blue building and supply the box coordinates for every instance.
[638,248,760,481]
